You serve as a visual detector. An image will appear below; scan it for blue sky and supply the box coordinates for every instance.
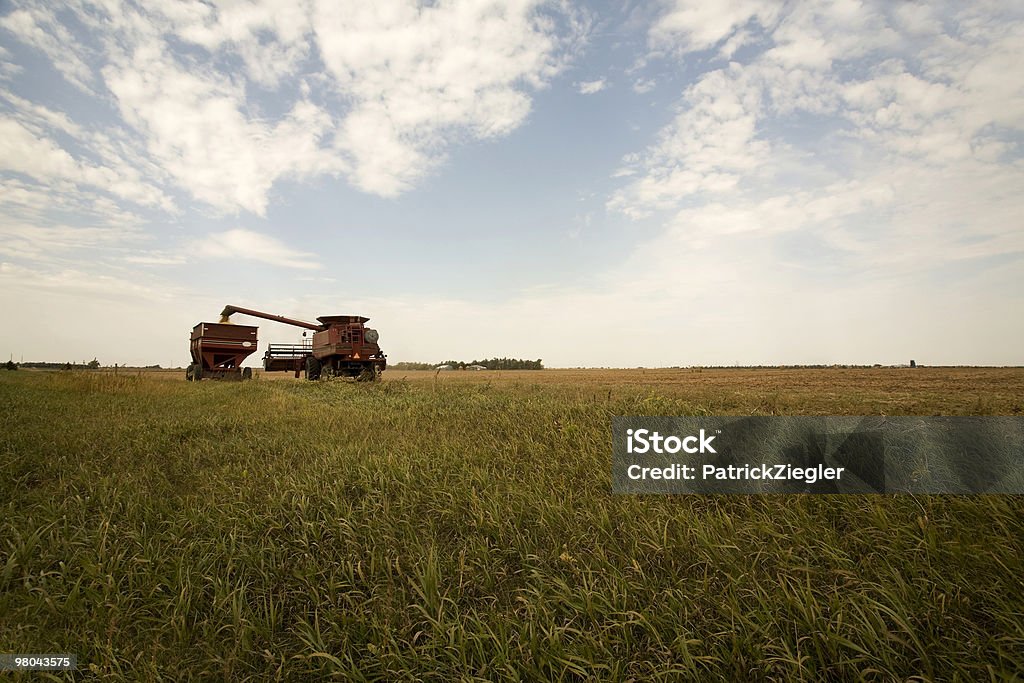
[1,0,1022,367]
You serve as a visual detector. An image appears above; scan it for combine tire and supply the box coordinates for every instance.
[242,367,253,380]
[357,366,379,382]
[306,356,321,381]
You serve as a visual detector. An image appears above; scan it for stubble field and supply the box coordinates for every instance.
[2,367,1022,680]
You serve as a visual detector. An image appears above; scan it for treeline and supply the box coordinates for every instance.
[441,358,544,370]
[390,359,544,370]
[5,360,167,370]
[15,359,101,370]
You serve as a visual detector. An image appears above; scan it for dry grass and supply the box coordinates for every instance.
[92,365,1024,418]
[387,367,1024,416]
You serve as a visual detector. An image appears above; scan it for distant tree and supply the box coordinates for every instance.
[4,360,16,371]
[438,357,544,370]
[392,362,437,370]
[87,358,100,369]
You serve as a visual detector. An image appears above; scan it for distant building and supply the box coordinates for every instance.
[435,365,453,371]
[467,365,486,370]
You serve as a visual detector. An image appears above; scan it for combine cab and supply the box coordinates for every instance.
[187,322,257,381]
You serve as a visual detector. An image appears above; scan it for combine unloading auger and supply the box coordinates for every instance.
[218,305,322,330]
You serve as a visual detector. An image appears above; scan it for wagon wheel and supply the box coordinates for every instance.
[242,367,253,380]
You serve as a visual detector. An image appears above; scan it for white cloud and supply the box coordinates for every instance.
[0,92,174,273]
[0,220,143,262]
[0,117,79,179]
[599,0,1024,364]
[0,261,175,307]
[164,0,315,89]
[0,86,176,213]
[0,44,22,80]
[122,252,186,266]
[0,116,173,210]
[0,177,143,233]
[0,0,583,213]
[891,3,942,36]
[608,63,769,217]
[577,78,607,94]
[0,6,96,93]
[632,77,656,94]
[313,1,579,196]
[200,229,321,270]
[615,2,1024,223]
[648,0,779,55]
[102,52,339,215]
[0,0,582,213]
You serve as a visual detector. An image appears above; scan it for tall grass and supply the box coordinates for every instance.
[1,371,1022,681]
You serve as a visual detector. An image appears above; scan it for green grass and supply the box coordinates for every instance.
[1,371,1023,681]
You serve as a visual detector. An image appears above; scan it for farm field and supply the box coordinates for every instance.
[2,368,1023,680]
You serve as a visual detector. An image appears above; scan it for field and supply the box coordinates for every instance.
[2,368,1023,681]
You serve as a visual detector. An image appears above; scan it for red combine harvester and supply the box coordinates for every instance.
[187,322,258,381]
[218,305,386,381]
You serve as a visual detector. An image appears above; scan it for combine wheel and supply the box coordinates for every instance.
[321,364,335,380]
[357,365,379,382]
[306,356,321,381]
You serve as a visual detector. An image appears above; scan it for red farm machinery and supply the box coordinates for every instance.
[187,322,257,381]
[187,305,386,381]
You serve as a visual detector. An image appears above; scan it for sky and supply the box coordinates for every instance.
[0,0,1022,368]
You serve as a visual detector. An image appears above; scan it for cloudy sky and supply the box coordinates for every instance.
[1,0,1021,367]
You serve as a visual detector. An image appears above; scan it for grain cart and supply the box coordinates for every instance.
[186,322,258,381]
[219,305,386,381]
